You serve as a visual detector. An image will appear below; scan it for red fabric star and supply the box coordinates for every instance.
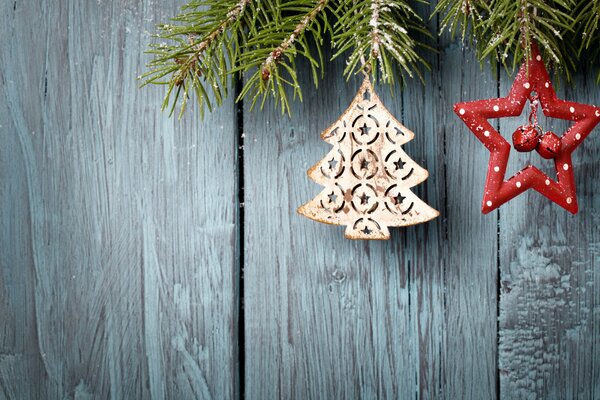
[455,45,600,214]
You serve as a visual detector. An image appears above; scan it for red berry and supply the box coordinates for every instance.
[536,131,562,159]
[512,125,540,152]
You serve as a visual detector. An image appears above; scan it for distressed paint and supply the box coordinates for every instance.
[1,1,600,399]
[439,42,499,398]
[0,1,238,399]
[243,57,422,398]
[498,71,600,399]
[242,4,497,399]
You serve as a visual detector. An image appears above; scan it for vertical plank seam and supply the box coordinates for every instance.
[495,61,502,400]
[235,72,246,400]
[397,60,416,400]
[435,9,449,399]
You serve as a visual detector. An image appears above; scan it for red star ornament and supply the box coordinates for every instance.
[455,46,600,214]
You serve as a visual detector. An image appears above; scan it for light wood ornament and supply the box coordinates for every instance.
[298,77,439,240]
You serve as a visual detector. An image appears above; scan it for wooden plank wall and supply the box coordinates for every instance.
[1,1,599,399]
[0,1,239,399]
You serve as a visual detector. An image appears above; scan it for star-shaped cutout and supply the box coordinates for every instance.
[395,193,406,206]
[359,123,371,136]
[394,158,406,171]
[327,192,337,203]
[359,193,370,205]
[454,44,600,214]
[328,158,338,170]
[361,226,372,235]
[360,158,370,170]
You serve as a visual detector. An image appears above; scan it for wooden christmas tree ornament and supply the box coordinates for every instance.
[298,77,439,240]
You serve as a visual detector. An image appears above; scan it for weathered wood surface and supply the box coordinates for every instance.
[1,1,600,399]
[439,43,499,399]
[243,4,497,398]
[0,1,239,399]
[498,71,600,399]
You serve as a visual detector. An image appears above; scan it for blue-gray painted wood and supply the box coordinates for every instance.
[2,1,600,399]
[498,71,600,399]
[440,44,499,399]
[0,1,239,399]
[243,59,422,398]
[242,9,498,400]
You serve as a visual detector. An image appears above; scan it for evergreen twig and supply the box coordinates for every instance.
[333,0,431,85]
[235,0,332,115]
[576,0,600,81]
[435,0,577,80]
[142,0,600,117]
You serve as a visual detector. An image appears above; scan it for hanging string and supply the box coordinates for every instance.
[360,55,371,78]
[527,91,543,137]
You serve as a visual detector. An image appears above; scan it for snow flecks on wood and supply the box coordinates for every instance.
[497,69,600,400]
[499,235,595,399]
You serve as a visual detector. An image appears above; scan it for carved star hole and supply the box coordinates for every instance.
[394,158,406,171]
[360,158,370,170]
[328,158,338,170]
[359,193,370,205]
[359,123,371,136]
[328,192,337,203]
[395,193,406,205]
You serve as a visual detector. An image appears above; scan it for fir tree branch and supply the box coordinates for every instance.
[140,0,254,118]
[142,0,600,118]
[434,0,489,42]
[235,0,332,115]
[333,0,430,85]
[436,0,576,79]
[576,0,600,81]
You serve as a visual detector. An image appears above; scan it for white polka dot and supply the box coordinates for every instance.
[545,179,551,185]
[493,105,500,112]
[563,163,569,171]
[596,110,600,117]
[484,130,490,137]
[459,108,465,115]
[516,181,522,188]
[545,82,550,88]
[570,107,575,113]
[576,133,581,140]
[523,82,531,89]
[567,197,572,204]
[494,166,500,172]
[536,55,542,61]
[486,201,492,207]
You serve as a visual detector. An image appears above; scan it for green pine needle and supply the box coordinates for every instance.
[141,0,600,118]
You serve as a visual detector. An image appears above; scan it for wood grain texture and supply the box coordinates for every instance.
[498,70,600,399]
[243,6,497,399]
[2,1,600,399]
[0,1,239,399]
[243,61,426,399]
[439,42,499,399]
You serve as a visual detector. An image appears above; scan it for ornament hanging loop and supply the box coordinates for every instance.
[528,92,541,133]
[360,55,371,78]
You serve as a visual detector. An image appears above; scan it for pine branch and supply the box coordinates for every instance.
[333,0,431,85]
[576,0,600,81]
[235,0,332,115]
[140,0,254,118]
[142,0,600,118]
[436,0,577,79]
[434,0,490,43]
